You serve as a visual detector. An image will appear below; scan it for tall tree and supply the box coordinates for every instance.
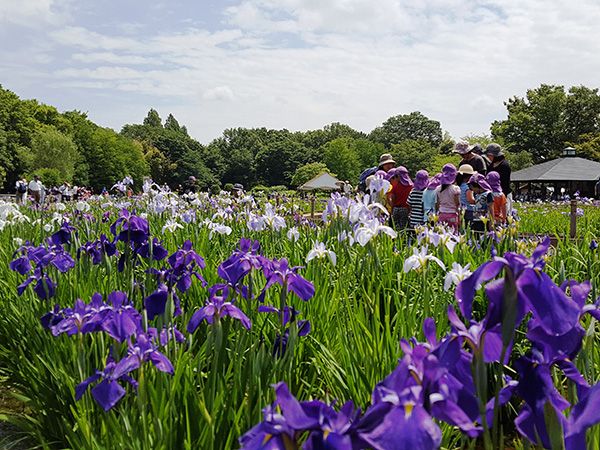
[164,113,181,132]
[30,126,79,182]
[321,138,361,182]
[391,139,439,175]
[564,86,600,140]
[143,109,163,128]
[369,112,443,148]
[491,85,567,160]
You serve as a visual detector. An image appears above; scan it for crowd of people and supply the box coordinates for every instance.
[14,177,93,205]
[361,141,512,233]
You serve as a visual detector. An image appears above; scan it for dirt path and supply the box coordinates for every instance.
[0,383,31,450]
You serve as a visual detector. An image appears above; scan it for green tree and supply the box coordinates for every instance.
[570,133,600,161]
[34,167,62,187]
[564,86,600,139]
[461,133,496,148]
[164,113,181,132]
[491,85,567,161]
[321,138,361,182]
[369,112,443,148]
[506,150,534,171]
[255,139,306,186]
[143,109,163,128]
[209,128,263,186]
[352,138,385,169]
[391,139,438,175]
[30,127,79,182]
[299,122,364,152]
[439,131,455,154]
[427,153,459,174]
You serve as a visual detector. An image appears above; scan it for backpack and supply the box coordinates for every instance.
[358,166,378,193]
[17,183,27,193]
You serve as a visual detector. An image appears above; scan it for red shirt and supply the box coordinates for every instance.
[387,182,412,208]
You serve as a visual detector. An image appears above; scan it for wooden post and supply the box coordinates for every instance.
[570,199,577,239]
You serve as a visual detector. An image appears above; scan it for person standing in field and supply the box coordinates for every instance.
[408,170,428,228]
[436,164,460,232]
[486,171,507,224]
[386,166,412,230]
[358,153,396,193]
[468,144,490,173]
[468,173,495,232]
[15,178,28,204]
[454,140,487,175]
[423,173,441,221]
[457,164,476,229]
[28,175,42,204]
[486,143,512,217]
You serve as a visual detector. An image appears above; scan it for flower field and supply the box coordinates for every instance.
[1,185,600,450]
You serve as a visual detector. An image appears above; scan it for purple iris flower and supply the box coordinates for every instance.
[76,356,138,412]
[46,296,107,336]
[187,286,251,332]
[168,240,206,272]
[17,268,57,300]
[217,238,263,286]
[258,258,315,303]
[101,291,143,342]
[110,209,150,245]
[49,221,77,246]
[144,283,182,321]
[9,256,31,275]
[513,352,600,450]
[239,382,320,449]
[78,234,118,265]
[359,402,442,450]
[112,332,175,378]
[136,237,169,261]
[42,291,142,342]
[241,382,368,450]
[456,237,581,338]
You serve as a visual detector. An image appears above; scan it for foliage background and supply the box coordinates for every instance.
[3,83,600,192]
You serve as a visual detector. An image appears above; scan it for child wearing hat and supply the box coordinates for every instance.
[467,173,495,232]
[486,171,507,224]
[407,170,429,228]
[423,174,441,222]
[457,164,477,229]
[435,164,460,232]
[386,166,413,230]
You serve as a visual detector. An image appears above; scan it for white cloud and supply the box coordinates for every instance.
[203,86,235,101]
[4,0,600,144]
[0,0,67,26]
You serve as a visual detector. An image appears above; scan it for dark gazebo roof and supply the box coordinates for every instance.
[511,157,600,182]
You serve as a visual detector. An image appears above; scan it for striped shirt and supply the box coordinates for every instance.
[408,189,425,227]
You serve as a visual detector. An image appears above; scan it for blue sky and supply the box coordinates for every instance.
[2,0,600,143]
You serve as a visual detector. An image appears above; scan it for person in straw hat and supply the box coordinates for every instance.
[454,140,486,175]
[357,153,396,193]
[378,153,396,173]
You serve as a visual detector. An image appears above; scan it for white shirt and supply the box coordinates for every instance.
[28,180,41,192]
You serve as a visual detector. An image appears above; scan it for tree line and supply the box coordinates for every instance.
[2,83,600,192]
